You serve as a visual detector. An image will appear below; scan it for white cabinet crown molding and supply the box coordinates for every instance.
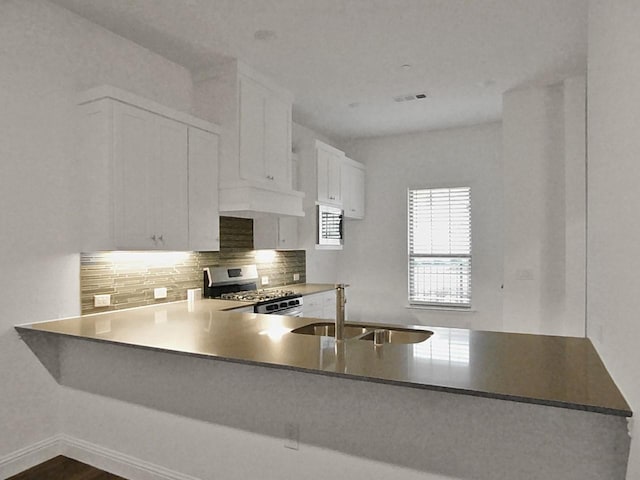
[194,59,294,104]
[78,85,220,134]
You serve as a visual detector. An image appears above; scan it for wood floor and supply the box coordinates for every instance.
[7,456,126,480]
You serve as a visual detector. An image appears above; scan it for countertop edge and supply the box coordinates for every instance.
[15,325,633,418]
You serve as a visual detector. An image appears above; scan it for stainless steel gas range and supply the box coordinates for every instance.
[203,264,303,316]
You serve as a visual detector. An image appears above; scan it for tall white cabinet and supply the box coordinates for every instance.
[78,86,221,251]
[193,60,304,217]
[238,75,292,189]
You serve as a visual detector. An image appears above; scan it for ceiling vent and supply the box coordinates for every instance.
[393,93,428,102]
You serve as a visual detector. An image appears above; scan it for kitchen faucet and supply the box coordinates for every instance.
[335,284,346,341]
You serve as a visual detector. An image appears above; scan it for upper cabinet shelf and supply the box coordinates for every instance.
[77,86,221,252]
[315,140,365,219]
[193,60,304,217]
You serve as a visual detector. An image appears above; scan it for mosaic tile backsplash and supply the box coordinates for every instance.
[80,217,306,314]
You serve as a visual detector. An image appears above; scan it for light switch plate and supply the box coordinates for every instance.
[293,273,300,281]
[261,276,269,285]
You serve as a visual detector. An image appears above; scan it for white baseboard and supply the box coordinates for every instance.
[0,435,62,479]
[60,435,201,480]
[0,435,199,480]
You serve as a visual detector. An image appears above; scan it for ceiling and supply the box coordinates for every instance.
[49,0,588,140]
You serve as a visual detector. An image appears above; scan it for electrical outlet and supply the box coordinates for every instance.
[94,294,111,307]
[293,273,300,281]
[154,287,167,299]
[284,422,299,450]
[261,276,269,286]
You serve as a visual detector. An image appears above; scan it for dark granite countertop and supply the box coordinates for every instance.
[15,299,632,417]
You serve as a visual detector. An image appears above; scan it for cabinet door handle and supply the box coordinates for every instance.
[158,235,164,243]
[151,234,157,243]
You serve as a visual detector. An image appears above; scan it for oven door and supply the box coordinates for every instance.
[274,305,303,317]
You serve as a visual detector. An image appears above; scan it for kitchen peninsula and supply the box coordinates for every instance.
[16,298,632,480]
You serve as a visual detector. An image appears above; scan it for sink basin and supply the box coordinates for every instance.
[358,328,433,344]
[291,322,433,344]
[291,322,368,339]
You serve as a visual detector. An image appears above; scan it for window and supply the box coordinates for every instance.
[408,187,471,308]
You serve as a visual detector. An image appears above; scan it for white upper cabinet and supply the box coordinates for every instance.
[316,141,366,219]
[113,103,189,249]
[316,140,344,207]
[238,75,292,189]
[193,60,304,217]
[188,127,220,251]
[253,216,298,250]
[264,93,292,188]
[341,157,366,219]
[78,86,221,251]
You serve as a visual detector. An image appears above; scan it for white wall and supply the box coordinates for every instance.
[502,78,586,337]
[292,122,342,283]
[0,0,192,465]
[341,123,504,331]
[54,336,629,480]
[587,0,640,477]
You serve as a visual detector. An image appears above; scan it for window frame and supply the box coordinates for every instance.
[407,186,472,309]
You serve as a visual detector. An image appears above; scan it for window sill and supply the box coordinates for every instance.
[405,305,476,313]
[315,244,343,250]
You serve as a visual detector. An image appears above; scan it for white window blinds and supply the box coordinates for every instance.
[408,187,471,307]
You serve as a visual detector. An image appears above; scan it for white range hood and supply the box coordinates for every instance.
[193,60,305,218]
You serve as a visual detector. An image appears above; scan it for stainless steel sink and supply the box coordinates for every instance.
[358,328,433,344]
[291,322,433,344]
[291,322,368,339]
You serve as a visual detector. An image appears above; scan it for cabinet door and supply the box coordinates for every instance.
[113,102,189,250]
[264,95,291,189]
[278,216,298,249]
[342,160,365,219]
[322,291,337,320]
[153,115,189,250]
[317,143,343,206]
[238,76,266,183]
[303,293,325,319]
[317,147,332,204]
[327,154,342,205]
[253,216,298,249]
[188,128,219,251]
[253,216,279,250]
[113,102,156,249]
